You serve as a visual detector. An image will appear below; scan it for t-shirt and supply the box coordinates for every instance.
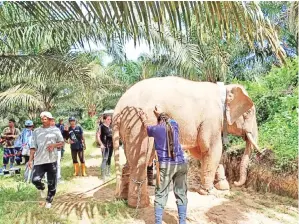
[14,128,33,148]
[30,126,64,165]
[68,126,84,150]
[99,124,113,148]
[2,127,20,148]
[55,123,64,134]
[147,119,186,165]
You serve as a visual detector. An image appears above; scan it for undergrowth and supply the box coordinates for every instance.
[231,58,298,173]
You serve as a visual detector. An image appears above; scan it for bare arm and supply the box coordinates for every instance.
[28,149,35,169]
[138,111,150,131]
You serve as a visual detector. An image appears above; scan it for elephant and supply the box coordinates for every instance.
[112,76,260,208]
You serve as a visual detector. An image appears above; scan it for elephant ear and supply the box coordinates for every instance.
[225,85,253,125]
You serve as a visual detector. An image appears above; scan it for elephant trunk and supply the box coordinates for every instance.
[234,140,251,186]
[234,130,259,187]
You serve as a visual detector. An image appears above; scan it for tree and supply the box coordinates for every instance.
[13,1,286,63]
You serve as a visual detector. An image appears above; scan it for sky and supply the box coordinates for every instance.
[76,39,150,66]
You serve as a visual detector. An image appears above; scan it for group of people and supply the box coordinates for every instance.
[1,109,187,223]
[1,118,32,171]
[0,112,87,209]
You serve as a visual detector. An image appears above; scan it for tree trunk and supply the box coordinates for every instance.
[88,104,96,117]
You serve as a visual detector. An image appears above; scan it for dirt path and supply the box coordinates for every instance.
[52,146,298,224]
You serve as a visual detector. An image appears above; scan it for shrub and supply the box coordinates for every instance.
[80,117,97,130]
[235,58,298,172]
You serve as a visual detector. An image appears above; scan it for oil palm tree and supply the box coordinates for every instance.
[13,1,286,62]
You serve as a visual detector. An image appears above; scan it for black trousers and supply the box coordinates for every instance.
[71,149,85,163]
[32,162,57,203]
[107,147,113,166]
[23,155,30,164]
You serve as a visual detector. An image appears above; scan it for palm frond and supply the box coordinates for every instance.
[0,2,118,54]
[14,1,286,62]
[0,53,91,83]
[0,85,43,111]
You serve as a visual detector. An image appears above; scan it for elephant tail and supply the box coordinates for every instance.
[112,113,121,197]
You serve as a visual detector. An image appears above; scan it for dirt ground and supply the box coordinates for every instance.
[52,147,298,224]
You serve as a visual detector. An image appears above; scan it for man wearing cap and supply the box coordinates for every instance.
[29,111,64,209]
[2,118,20,170]
[66,116,86,176]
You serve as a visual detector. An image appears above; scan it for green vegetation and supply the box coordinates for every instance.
[230,58,298,172]
[81,117,98,131]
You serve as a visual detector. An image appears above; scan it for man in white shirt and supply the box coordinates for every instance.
[29,112,64,208]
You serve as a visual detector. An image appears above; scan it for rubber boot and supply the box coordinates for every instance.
[155,207,163,224]
[81,163,87,176]
[73,163,79,176]
[178,205,187,224]
[106,165,110,177]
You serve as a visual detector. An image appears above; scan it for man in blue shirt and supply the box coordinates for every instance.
[139,109,188,224]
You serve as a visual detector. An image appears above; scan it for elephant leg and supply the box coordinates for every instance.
[214,164,230,190]
[117,162,130,200]
[128,168,150,208]
[127,135,151,208]
[188,146,203,160]
[197,122,223,195]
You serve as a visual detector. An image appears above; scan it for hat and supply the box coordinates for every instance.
[40,111,54,119]
[25,120,33,126]
[69,116,76,121]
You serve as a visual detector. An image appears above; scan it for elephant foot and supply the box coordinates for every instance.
[198,186,218,196]
[116,166,130,200]
[214,178,230,191]
[128,178,150,208]
[198,185,230,197]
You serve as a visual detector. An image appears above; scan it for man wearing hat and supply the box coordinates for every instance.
[29,111,64,209]
[66,116,86,176]
[2,118,20,170]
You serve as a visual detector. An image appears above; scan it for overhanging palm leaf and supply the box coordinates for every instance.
[15,1,286,62]
[0,3,118,54]
[0,85,43,111]
[0,53,91,82]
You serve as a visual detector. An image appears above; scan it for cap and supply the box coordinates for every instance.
[69,116,76,121]
[40,111,54,119]
[25,120,33,126]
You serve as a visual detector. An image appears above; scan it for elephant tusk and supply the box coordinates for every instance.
[246,132,260,152]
